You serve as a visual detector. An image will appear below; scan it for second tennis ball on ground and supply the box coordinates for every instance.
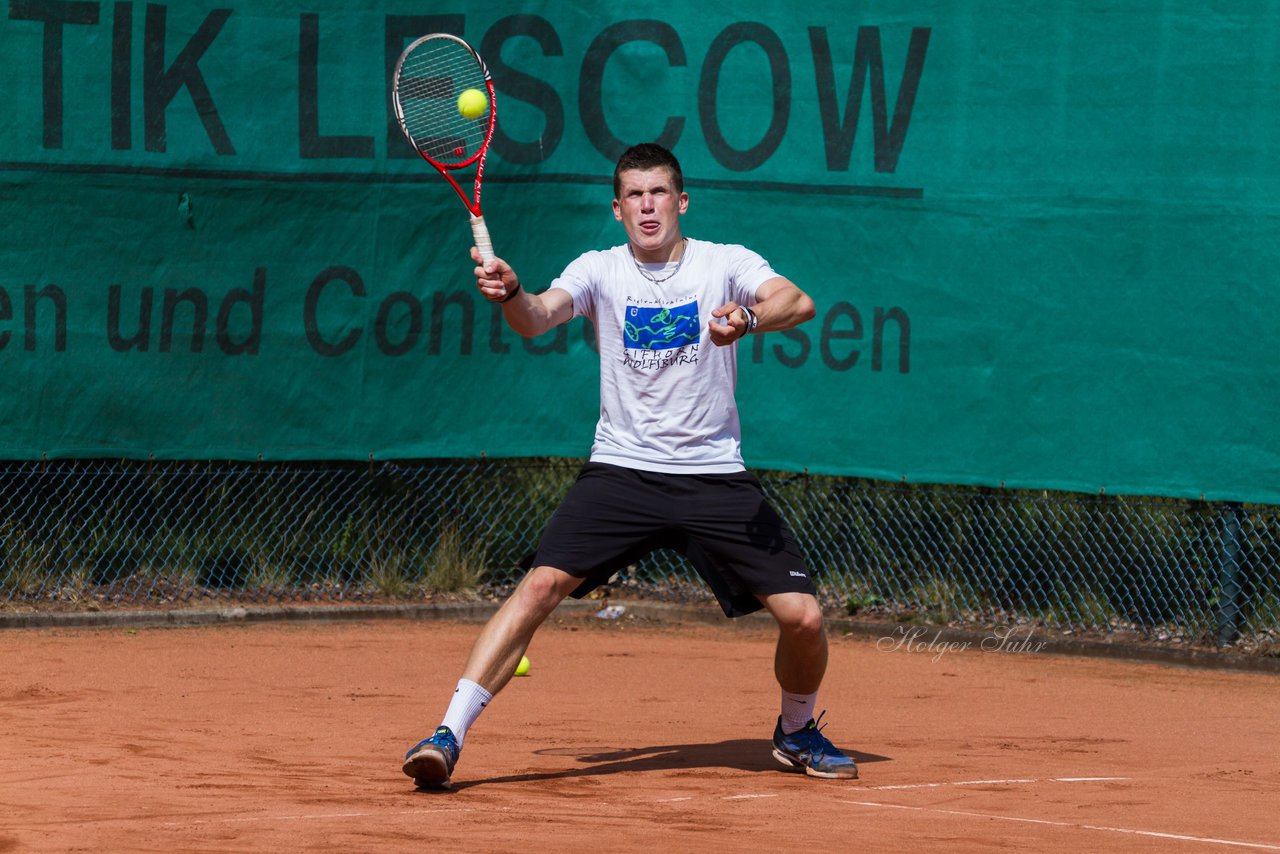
[458,88,488,119]
[514,655,530,677]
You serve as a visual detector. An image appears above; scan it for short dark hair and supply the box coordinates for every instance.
[613,143,684,198]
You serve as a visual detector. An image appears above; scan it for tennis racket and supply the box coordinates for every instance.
[392,33,497,262]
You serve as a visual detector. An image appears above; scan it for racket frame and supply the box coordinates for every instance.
[392,33,498,260]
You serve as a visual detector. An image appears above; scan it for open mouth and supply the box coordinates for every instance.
[639,220,660,234]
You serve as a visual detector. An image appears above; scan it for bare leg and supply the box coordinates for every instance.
[757,591,858,778]
[403,565,582,789]
[461,565,583,695]
[757,591,828,693]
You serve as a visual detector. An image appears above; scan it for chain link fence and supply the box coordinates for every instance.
[2,459,1277,652]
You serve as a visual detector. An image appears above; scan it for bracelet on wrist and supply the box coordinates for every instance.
[739,305,758,334]
[499,282,522,303]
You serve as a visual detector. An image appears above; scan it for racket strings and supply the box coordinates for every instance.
[397,40,489,166]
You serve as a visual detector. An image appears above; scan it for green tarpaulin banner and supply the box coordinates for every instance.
[1,1,1278,503]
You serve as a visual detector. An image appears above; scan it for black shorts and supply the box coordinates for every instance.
[526,462,816,618]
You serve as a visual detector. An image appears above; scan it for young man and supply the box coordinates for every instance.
[402,143,857,789]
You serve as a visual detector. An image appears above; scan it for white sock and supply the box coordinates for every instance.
[440,678,492,748]
[780,690,818,735]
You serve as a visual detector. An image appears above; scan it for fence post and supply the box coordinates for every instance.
[1216,502,1245,647]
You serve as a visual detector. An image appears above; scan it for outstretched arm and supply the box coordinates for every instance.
[472,246,575,339]
[707,276,816,346]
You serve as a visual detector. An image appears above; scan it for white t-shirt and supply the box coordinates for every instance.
[549,237,778,474]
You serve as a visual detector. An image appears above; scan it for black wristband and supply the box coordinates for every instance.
[739,305,758,334]
[499,282,522,303]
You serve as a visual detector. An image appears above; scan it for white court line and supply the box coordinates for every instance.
[655,776,1126,806]
[1055,776,1127,782]
[865,776,1127,791]
[839,800,1280,851]
[723,794,778,801]
[868,778,1037,790]
[162,807,479,827]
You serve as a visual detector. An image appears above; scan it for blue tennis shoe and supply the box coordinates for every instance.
[771,711,859,779]
[403,726,461,789]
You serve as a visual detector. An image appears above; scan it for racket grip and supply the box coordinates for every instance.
[470,214,495,264]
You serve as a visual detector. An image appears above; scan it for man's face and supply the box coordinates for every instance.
[612,167,689,262]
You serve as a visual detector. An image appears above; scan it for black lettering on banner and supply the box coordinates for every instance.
[771,327,809,368]
[809,26,930,173]
[820,301,862,371]
[216,267,264,355]
[428,291,475,355]
[0,287,10,351]
[304,266,364,357]
[159,287,207,352]
[580,20,686,163]
[523,323,566,356]
[107,284,153,351]
[112,2,132,150]
[9,0,100,150]
[872,306,910,372]
[375,291,423,356]
[384,14,465,159]
[299,13,374,159]
[491,307,592,357]
[750,303,910,371]
[487,302,511,354]
[751,327,809,368]
[482,14,564,165]
[23,284,68,352]
[143,5,235,154]
[700,22,789,172]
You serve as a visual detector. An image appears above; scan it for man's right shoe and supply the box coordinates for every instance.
[403,726,461,789]
[771,711,859,779]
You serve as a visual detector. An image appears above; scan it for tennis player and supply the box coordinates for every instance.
[403,143,858,788]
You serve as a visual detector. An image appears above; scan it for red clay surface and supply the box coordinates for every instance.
[2,607,1278,853]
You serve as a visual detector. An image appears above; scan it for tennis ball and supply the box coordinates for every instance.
[514,655,530,677]
[457,88,488,119]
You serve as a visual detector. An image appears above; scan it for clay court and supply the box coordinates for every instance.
[2,607,1278,853]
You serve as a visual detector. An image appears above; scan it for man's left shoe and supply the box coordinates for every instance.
[403,726,461,789]
[771,711,859,779]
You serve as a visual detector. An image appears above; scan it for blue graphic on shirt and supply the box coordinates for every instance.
[623,301,700,350]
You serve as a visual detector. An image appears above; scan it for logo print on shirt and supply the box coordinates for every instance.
[623,301,699,351]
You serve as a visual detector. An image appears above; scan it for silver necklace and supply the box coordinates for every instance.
[629,238,688,284]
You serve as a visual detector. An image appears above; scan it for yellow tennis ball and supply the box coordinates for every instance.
[458,88,488,119]
[514,655,530,677]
